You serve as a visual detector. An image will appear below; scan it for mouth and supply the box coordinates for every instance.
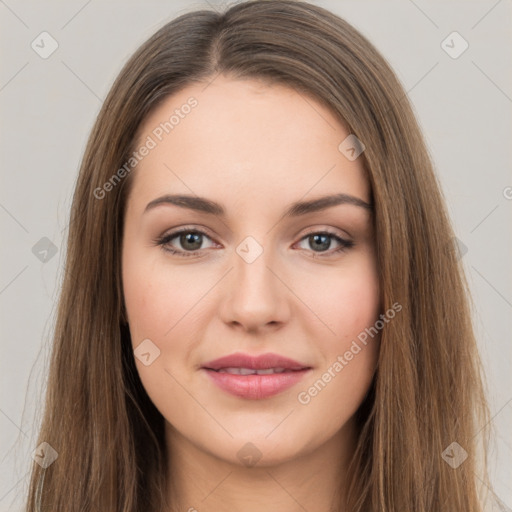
[209,367,304,375]
[201,352,312,400]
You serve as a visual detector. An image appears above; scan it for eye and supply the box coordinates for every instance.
[154,228,216,257]
[154,227,354,258]
[295,230,354,258]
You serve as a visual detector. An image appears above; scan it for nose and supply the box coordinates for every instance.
[218,240,291,334]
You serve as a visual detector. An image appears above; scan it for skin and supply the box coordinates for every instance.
[122,75,381,512]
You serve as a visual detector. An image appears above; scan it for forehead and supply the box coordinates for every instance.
[128,75,370,212]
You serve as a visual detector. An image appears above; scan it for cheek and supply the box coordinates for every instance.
[122,244,206,341]
[122,265,167,341]
[121,247,203,409]
[297,253,380,399]
[304,255,380,345]
[296,292,379,434]
[341,276,380,344]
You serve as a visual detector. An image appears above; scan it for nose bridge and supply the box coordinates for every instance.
[234,234,279,302]
[221,234,289,329]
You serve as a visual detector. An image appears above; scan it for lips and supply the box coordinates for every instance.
[201,352,312,400]
[202,352,309,371]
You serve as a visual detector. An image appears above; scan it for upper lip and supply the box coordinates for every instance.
[202,352,311,371]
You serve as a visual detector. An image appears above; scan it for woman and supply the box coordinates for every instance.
[25,1,491,510]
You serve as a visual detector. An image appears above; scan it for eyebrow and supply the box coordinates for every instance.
[144,193,373,217]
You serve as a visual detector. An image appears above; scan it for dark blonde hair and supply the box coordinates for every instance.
[25,1,491,510]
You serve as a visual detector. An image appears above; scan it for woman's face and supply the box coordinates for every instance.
[122,75,380,467]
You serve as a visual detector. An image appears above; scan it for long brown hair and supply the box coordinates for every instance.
[24,1,491,510]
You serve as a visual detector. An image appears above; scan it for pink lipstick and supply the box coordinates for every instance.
[201,352,312,400]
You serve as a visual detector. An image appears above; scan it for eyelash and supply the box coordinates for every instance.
[154,227,355,259]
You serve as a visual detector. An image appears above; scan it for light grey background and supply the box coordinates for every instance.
[1,1,511,510]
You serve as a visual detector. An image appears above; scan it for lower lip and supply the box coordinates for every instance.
[203,369,310,400]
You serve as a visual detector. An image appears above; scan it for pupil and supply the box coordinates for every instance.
[181,232,202,250]
[310,234,330,251]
